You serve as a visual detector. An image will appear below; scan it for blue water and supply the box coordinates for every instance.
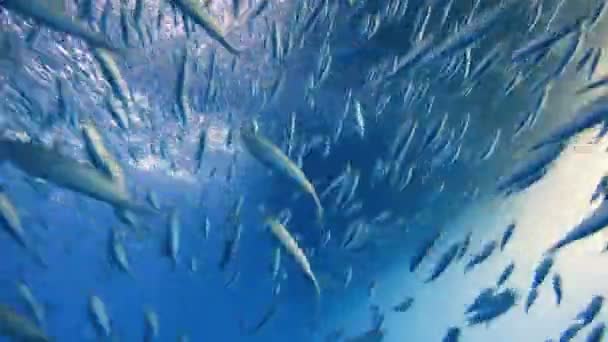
[2,0,608,341]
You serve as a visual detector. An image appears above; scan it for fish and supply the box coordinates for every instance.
[0,304,49,342]
[92,48,133,116]
[576,47,595,73]
[456,232,472,260]
[497,144,565,194]
[468,44,502,82]
[426,242,460,282]
[16,282,46,328]
[533,97,608,149]
[201,216,211,239]
[525,287,538,313]
[531,256,554,290]
[105,95,130,131]
[464,240,497,273]
[548,199,608,252]
[82,121,125,189]
[421,0,515,66]
[559,322,585,342]
[195,126,208,172]
[144,308,159,342]
[0,189,28,251]
[393,297,414,313]
[239,301,278,335]
[479,129,501,161]
[496,262,515,287]
[241,124,324,222]
[0,139,155,214]
[167,208,181,268]
[271,247,281,281]
[512,18,585,63]
[466,287,495,314]
[176,47,192,125]
[109,228,131,274]
[0,188,46,267]
[265,217,320,299]
[588,48,602,80]
[499,223,516,251]
[576,296,604,325]
[89,295,111,337]
[343,266,353,288]
[2,0,120,52]
[169,0,241,55]
[553,274,563,306]
[410,230,442,272]
[467,288,518,325]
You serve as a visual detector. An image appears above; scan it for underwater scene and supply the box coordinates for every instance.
[3,0,608,341]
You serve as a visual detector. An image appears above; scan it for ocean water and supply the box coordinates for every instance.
[1,0,608,341]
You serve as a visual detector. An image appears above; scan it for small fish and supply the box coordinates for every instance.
[499,223,516,251]
[496,262,515,287]
[512,18,585,63]
[89,295,111,337]
[144,308,159,342]
[16,282,46,327]
[576,47,595,73]
[176,47,192,125]
[92,48,133,117]
[201,216,210,239]
[559,322,585,342]
[479,129,501,161]
[344,266,353,288]
[410,230,442,272]
[393,297,414,313]
[147,191,161,210]
[497,144,564,194]
[82,121,125,189]
[531,256,554,291]
[548,199,608,252]
[348,99,365,137]
[466,288,495,314]
[265,217,320,298]
[239,301,278,335]
[553,274,563,306]
[456,232,472,260]
[464,240,497,273]
[169,0,241,55]
[167,209,181,268]
[109,228,131,274]
[589,48,602,80]
[467,288,518,325]
[576,296,604,325]
[525,287,539,313]
[241,124,324,222]
[426,242,460,282]
[0,189,28,250]
[271,247,281,281]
